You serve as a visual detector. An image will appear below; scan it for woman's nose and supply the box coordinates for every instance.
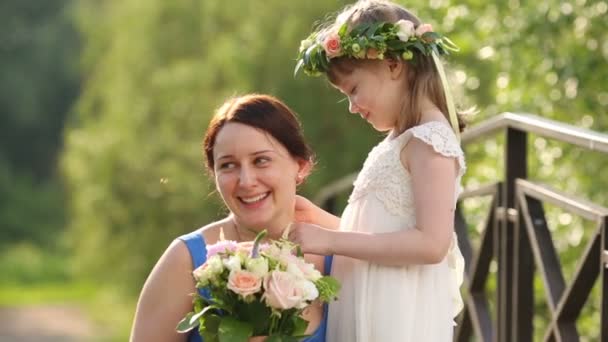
[238,166,256,187]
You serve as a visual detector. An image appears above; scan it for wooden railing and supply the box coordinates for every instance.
[315,113,608,342]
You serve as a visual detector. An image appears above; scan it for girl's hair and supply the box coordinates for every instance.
[202,94,314,174]
[322,0,467,133]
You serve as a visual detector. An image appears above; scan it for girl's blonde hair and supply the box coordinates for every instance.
[323,0,468,134]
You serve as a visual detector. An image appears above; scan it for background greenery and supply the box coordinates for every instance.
[1,0,606,340]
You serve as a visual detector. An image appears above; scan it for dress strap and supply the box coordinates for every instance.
[323,255,333,276]
[178,231,208,269]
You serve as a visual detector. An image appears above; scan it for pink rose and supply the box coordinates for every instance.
[323,33,342,58]
[227,270,262,297]
[263,271,304,310]
[415,23,433,37]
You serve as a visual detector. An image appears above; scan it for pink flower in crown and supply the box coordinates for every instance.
[323,33,342,58]
[415,23,434,37]
[206,240,238,258]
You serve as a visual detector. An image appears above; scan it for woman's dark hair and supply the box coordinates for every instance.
[203,94,314,173]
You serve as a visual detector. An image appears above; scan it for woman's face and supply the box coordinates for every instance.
[212,122,308,237]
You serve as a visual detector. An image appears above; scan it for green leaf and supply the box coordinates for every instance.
[338,23,348,37]
[237,298,271,335]
[218,317,253,342]
[294,59,304,77]
[206,314,222,331]
[292,316,309,336]
[350,23,370,37]
[386,40,407,50]
[412,41,426,54]
[176,311,199,333]
[315,276,341,302]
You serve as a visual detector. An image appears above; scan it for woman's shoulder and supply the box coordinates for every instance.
[168,217,231,268]
[199,216,233,245]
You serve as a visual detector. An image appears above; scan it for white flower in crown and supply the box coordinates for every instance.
[299,38,314,53]
[395,19,415,42]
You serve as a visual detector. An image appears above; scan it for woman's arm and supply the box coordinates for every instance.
[130,239,195,342]
[290,138,458,266]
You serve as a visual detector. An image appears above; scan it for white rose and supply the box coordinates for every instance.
[395,19,415,42]
[246,257,269,277]
[224,255,242,272]
[206,255,224,274]
[299,279,319,302]
[286,261,304,278]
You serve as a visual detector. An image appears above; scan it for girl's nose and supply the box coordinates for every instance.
[348,99,360,114]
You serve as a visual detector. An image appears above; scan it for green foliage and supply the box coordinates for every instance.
[0,0,78,246]
[62,0,607,338]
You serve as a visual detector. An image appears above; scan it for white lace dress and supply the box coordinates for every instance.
[326,121,466,342]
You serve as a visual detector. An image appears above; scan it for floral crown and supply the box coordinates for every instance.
[295,20,459,76]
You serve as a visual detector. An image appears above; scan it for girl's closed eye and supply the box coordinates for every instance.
[350,85,358,95]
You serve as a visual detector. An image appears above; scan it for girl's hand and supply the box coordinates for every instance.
[288,222,335,255]
[294,195,341,229]
[294,195,319,224]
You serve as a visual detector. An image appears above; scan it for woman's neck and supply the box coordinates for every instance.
[230,214,293,242]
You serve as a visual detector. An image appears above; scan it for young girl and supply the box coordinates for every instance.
[290,1,467,341]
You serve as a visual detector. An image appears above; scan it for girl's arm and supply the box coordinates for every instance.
[130,240,194,342]
[290,138,458,266]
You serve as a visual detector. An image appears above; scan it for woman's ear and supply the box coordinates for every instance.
[296,158,313,185]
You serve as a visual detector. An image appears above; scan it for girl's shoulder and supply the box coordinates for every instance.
[395,120,466,177]
[395,120,462,157]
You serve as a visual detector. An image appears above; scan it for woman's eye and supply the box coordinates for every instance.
[254,157,270,166]
[218,162,236,170]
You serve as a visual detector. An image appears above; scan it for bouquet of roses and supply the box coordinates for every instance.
[176,229,340,342]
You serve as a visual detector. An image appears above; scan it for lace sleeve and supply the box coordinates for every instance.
[408,122,466,177]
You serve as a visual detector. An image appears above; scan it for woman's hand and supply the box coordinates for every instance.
[288,222,335,255]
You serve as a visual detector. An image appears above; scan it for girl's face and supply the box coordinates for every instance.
[212,122,308,237]
[334,60,406,132]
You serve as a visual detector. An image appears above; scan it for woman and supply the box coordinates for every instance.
[130,94,330,342]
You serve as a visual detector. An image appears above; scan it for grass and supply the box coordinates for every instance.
[0,242,136,341]
[0,281,96,306]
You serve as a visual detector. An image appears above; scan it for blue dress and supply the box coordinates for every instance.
[179,231,331,342]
